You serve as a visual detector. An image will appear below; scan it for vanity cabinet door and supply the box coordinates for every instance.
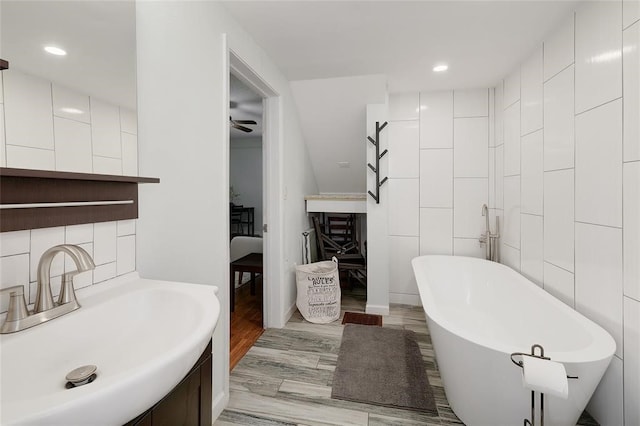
[123,341,212,426]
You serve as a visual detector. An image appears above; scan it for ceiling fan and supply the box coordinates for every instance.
[229,116,257,133]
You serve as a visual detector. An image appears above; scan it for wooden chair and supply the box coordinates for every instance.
[325,214,356,245]
[312,216,366,288]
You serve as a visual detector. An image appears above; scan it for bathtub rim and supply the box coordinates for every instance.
[411,255,616,364]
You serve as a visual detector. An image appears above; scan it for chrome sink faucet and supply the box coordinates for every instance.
[1,244,95,334]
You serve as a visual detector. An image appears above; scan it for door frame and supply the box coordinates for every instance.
[228,49,283,329]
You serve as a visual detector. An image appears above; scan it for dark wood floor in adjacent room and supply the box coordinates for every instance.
[230,277,264,370]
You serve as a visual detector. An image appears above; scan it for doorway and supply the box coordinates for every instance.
[229,71,265,369]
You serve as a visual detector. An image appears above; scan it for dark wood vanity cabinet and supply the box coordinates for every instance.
[124,341,212,426]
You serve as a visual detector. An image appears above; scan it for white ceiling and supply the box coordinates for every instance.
[221,0,580,92]
[1,1,136,110]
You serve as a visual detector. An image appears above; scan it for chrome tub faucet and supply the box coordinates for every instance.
[479,204,500,262]
[1,244,95,334]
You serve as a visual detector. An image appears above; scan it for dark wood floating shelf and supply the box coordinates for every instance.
[0,167,160,232]
[0,59,8,70]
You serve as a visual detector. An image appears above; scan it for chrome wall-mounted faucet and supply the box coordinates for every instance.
[479,204,500,262]
[1,244,95,334]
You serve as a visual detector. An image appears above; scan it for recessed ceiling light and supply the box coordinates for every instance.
[44,46,67,56]
[433,64,448,73]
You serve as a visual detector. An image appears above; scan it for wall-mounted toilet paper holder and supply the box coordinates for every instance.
[510,344,578,426]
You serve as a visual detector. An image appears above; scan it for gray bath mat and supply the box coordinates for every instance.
[331,324,437,414]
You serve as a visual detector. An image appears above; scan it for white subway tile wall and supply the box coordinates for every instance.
[389,89,490,303]
[574,1,622,114]
[543,261,575,308]
[388,121,420,178]
[492,2,637,422]
[520,47,543,135]
[0,69,139,313]
[623,20,640,162]
[419,90,453,148]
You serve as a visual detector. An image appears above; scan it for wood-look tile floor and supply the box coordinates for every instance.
[217,287,599,426]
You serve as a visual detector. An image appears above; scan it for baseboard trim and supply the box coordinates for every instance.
[365,303,389,315]
[282,301,297,327]
[211,390,227,422]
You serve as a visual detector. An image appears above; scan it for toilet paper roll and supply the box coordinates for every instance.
[521,356,569,399]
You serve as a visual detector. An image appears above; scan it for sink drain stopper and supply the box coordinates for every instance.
[65,365,97,388]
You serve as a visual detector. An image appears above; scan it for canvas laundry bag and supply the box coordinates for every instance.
[295,257,340,323]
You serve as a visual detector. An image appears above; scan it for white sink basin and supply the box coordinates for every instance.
[0,272,220,425]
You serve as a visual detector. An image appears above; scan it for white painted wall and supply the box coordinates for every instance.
[492,2,640,424]
[230,137,263,236]
[386,89,490,305]
[135,1,317,419]
[291,74,387,193]
[0,68,139,313]
[365,103,389,315]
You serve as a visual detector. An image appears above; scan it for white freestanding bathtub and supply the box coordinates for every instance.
[411,255,615,426]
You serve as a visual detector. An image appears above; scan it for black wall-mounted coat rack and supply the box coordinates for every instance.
[366,121,388,204]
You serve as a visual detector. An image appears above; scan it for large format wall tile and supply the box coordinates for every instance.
[544,12,575,81]
[624,0,640,29]
[575,222,623,358]
[93,156,122,175]
[495,145,504,209]
[453,238,485,259]
[419,90,453,148]
[503,102,520,176]
[521,214,543,285]
[503,175,520,249]
[389,93,419,121]
[419,208,452,255]
[453,117,488,178]
[91,98,122,159]
[453,178,488,238]
[520,47,543,135]
[521,130,543,215]
[453,88,488,118]
[504,68,520,108]
[544,261,575,308]
[122,133,139,176]
[544,169,574,272]
[52,84,91,124]
[420,149,452,208]
[94,222,118,266]
[624,161,640,300]
[389,236,419,296]
[6,146,54,170]
[494,82,504,146]
[624,21,640,161]
[3,71,54,150]
[388,179,419,236]
[388,121,419,178]
[54,117,93,173]
[120,108,137,135]
[575,99,622,228]
[501,244,521,272]
[117,235,136,275]
[575,1,622,114]
[544,66,574,171]
[0,230,30,257]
